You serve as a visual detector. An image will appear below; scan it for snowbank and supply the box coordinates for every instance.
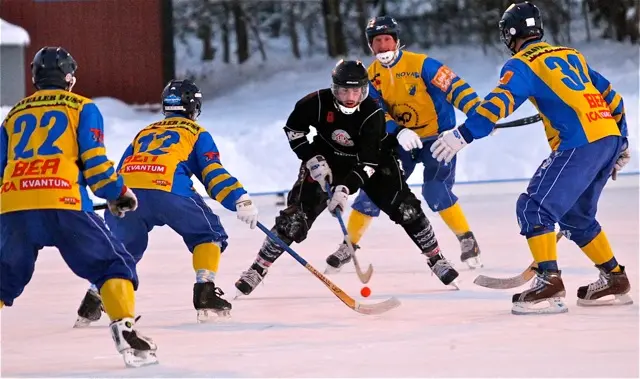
[0,19,29,46]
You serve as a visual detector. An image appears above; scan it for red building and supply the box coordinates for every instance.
[0,0,174,105]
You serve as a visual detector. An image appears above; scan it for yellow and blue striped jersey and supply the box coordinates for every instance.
[368,50,480,138]
[460,41,626,150]
[118,116,246,211]
[0,89,124,213]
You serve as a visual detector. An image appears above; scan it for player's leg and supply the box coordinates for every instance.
[55,210,157,367]
[559,138,632,306]
[74,202,150,327]
[0,211,47,308]
[326,146,420,271]
[161,191,232,320]
[512,137,622,314]
[420,142,481,268]
[236,164,328,296]
[364,156,459,287]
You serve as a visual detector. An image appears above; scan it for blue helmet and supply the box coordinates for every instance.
[31,46,77,90]
[161,79,202,120]
[499,2,544,54]
[365,16,400,44]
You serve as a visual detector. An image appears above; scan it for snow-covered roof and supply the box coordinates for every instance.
[1,19,30,46]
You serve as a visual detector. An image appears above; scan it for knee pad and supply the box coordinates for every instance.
[390,196,424,226]
[275,205,309,243]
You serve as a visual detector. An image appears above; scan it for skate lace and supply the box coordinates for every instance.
[431,258,454,278]
[460,237,476,253]
[333,243,352,261]
[530,273,551,290]
[240,268,264,288]
[588,271,610,292]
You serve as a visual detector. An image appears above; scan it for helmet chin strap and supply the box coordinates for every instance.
[67,76,77,92]
[334,100,359,115]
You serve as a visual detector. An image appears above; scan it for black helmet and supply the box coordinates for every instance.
[331,60,369,114]
[161,79,202,120]
[31,46,77,90]
[499,2,544,54]
[365,16,400,44]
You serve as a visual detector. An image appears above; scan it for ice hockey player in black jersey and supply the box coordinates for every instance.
[235,60,459,296]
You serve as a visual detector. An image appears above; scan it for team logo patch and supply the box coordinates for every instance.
[499,70,514,85]
[203,151,220,161]
[431,66,457,92]
[392,103,419,127]
[89,128,104,143]
[331,129,354,147]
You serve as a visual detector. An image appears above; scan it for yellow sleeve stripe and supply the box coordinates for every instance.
[462,98,480,114]
[206,173,232,194]
[446,80,466,103]
[602,84,612,99]
[614,113,623,123]
[81,147,107,162]
[452,88,475,109]
[90,175,118,192]
[493,88,515,115]
[214,181,244,204]
[487,97,507,119]
[201,162,223,181]
[476,106,500,124]
[609,94,622,113]
[84,161,115,179]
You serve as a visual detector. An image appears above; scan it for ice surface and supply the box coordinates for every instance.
[1,176,638,377]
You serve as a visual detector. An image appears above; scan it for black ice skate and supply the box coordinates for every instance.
[425,250,460,289]
[324,242,358,274]
[110,317,158,368]
[458,231,483,269]
[74,287,104,328]
[512,269,568,315]
[577,265,633,306]
[235,263,268,297]
[193,282,232,322]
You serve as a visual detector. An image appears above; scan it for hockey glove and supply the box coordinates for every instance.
[430,126,468,163]
[396,128,423,151]
[305,155,333,192]
[236,194,258,229]
[327,185,349,215]
[615,140,631,172]
[108,186,138,218]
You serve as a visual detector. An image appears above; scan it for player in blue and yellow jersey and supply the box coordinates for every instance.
[430,2,632,314]
[326,16,483,272]
[0,47,157,367]
[73,79,258,325]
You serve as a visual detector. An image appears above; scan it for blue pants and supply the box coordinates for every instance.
[353,140,458,216]
[104,189,229,263]
[0,210,137,306]
[516,135,624,246]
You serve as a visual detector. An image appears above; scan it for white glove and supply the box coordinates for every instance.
[236,194,258,229]
[615,146,631,172]
[396,128,423,151]
[430,127,468,163]
[305,155,333,192]
[108,186,138,218]
[327,185,349,215]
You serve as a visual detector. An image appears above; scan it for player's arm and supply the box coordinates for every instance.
[77,102,125,200]
[459,60,531,141]
[193,131,247,212]
[342,107,385,194]
[368,81,400,134]
[116,143,134,172]
[587,64,627,137]
[283,92,321,162]
[0,120,7,185]
[422,57,480,115]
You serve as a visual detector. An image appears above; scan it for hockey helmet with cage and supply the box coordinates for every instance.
[31,46,78,91]
[161,79,203,120]
[331,60,369,115]
[499,2,544,54]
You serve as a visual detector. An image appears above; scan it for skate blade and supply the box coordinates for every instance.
[323,265,342,275]
[73,316,95,328]
[577,293,634,307]
[512,297,568,315]
[122,349,159,368]
[463,256,483,269]
[448,278,461,290]
[197,309,231,323]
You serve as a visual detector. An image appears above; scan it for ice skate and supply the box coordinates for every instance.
[458,231,483,269]
[324,242,358,274]
[577,265,633,306]
[512,269,568,315]
[109,317,158,368]
[235,263,268,297]
[193,282,232,322]
[426,250,460,289]
[74,287,104,328]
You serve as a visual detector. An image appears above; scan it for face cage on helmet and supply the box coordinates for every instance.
[331,83,369,114]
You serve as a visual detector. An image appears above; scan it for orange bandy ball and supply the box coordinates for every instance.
[360,286,371,297]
